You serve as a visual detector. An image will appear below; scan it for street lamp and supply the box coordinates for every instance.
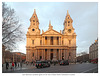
[13,53,14,62]
[74,57,77,64]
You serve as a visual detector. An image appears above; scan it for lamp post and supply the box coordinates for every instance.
[20,54,22,62]
[74,56,77,64]
[13,53,14,62]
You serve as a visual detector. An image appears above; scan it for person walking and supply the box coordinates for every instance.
[20,62,22,69]
[14,62,17,68]
[12,62,14,71]
[6,62,9,70]
[18,63,19,67]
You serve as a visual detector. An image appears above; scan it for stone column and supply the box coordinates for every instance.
[42,49,44,60]
[44,36,46,45]
[44,49,45,60]
[26,50,30,62]
[47,49,49,60]
[47,49,50,60]
[60,37,61,45]
[61,37,62,45]
[38,49,40,60]
[48,49,50,60]
[59,49,61,60]
[37,49,38,60]
[64,49,66,60]
[59,37,60,45]
[60,49,62,60]
[66,50,67,60]
[42,37,43,45]
[47,37,50,45]
[53,37,54,45]
[54,37,57,45]
[35,50,38,60]
[43,36,45,45]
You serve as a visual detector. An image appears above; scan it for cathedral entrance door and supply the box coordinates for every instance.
[40,56,42,60]
[51,53,53,60]
[50,49,53,60]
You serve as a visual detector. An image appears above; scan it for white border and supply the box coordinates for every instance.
[0,0,99,76]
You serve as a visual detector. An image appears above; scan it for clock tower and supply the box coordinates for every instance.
[62,10,77,62]
[27,9,40,35]
[63,10,75,35]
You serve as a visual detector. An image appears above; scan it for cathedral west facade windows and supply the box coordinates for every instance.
[26,9,77,62]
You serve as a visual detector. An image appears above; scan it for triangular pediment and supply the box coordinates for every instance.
[42,29,62,35]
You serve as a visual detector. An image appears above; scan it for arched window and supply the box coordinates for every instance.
[68,21,70,23]
[33,20,35,22]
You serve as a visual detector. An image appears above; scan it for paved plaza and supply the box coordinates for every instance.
[2,63,98,73]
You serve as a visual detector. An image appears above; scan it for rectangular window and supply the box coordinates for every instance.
[32,40,34,44]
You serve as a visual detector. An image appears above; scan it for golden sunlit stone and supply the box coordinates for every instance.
[26,10,77,63]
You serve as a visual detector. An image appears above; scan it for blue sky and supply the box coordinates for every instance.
[5,2,98,55]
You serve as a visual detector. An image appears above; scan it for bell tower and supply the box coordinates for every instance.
[63,10,75,35]
[27,9,40,35]
[63,10,76,47]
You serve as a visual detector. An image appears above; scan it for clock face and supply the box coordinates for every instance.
[32,29,35,31]
[68,29,71,33]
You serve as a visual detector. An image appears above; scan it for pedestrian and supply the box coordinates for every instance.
[20,62,22,69]
[2,63,4,67]
[33,61,34,66]
[12,62,14,71]
[54,61,56,66]
[26,62,28,66]
[18,63,19,67]
[6,62,9,70]
[14,62,17,68]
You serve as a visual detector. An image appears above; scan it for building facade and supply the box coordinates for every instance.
[77,54,89,62]
[89,39,98,60]
[2,50,26,63]
[26,9,77,62]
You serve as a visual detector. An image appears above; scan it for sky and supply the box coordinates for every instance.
[5,2,98,55]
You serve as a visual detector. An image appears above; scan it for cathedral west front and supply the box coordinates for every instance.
[26,9,77,63]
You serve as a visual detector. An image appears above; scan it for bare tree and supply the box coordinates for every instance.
[2,2,25,51]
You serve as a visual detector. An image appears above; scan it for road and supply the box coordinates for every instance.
[3,63,98,73]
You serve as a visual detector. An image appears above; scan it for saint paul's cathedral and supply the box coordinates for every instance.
[26,9,77,62]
